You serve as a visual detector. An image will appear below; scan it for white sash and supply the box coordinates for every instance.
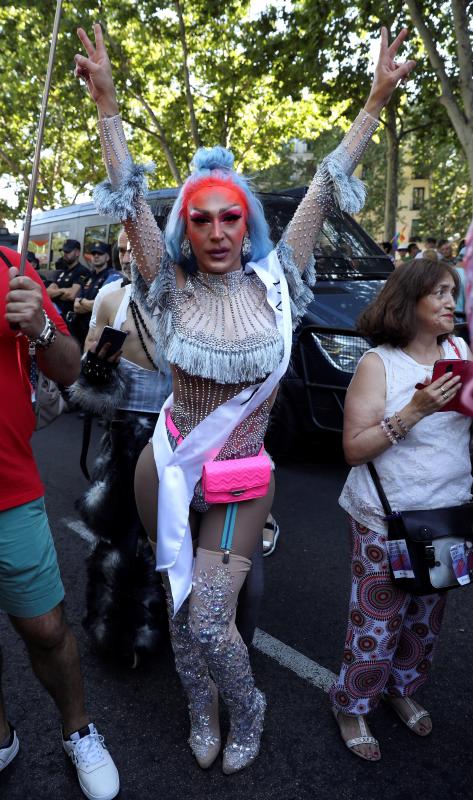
[152,249,293,614]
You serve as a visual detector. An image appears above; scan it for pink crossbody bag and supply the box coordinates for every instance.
[166,412,271,504]
[202,447,271,504]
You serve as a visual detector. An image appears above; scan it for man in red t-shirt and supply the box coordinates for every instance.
[0,247,119,800]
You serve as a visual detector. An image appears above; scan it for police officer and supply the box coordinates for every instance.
[47,239,90,326]
[71,242,120,347]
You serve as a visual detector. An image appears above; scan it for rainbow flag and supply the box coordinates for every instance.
[391,228,407,251]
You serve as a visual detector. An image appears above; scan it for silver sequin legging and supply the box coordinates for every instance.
[329,515,447,716]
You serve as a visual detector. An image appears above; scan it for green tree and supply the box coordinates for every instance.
[0,0,332,225]
[254,0,458,240]
[405,0,473,197]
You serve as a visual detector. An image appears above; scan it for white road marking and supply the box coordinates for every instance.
[253,628,336,692]
[64,516,337,692]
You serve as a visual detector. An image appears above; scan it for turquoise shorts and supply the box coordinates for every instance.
[0,498,65,618]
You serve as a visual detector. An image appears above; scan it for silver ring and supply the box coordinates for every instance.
[442,390,449,399]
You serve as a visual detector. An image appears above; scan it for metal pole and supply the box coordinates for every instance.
[19,0,63,275]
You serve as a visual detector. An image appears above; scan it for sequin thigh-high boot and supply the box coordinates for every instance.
[192,484,273,775]
[134,444,220,769]
[189,548,265,775]
[163,579,221,769]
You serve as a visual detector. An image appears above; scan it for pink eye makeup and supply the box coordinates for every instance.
[220,211,243,223]
[189,212,210,224]
[188,208,244,225]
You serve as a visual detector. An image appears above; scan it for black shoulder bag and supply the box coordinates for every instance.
[367,461,473,594]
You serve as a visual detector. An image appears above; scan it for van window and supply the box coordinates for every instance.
[108,223,122,248]
[314,214,392,279]
[28,234,50,267]
[51,231,70,267]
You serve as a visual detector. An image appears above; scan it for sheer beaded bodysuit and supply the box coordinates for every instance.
[97,111,379,504]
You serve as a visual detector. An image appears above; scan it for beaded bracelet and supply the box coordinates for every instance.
[393,411,409,437]
[384,417,404,442]
[380,419,399,446]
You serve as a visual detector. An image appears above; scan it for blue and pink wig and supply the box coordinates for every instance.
[164,146,273,271]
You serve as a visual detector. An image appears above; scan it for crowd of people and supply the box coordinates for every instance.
[381,236,466,269]
[381,236,469,314]
[2,17,473,800]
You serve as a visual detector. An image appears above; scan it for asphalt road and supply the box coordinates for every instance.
[1,413,473,800]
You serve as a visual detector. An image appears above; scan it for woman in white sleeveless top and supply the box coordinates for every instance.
[331,258,472,761]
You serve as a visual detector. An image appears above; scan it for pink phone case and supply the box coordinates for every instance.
[431,359,473,415]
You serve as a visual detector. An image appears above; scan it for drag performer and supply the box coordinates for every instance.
[70,230,171,667]
[75,24,414,773]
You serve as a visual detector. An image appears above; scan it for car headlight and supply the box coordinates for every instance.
[311,332,371,373]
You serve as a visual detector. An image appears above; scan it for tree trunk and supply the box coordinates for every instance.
[406,0,473,199]
[466,138,473,205]
[383,103,399,242]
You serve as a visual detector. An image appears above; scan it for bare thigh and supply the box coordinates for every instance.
[134,442,199,543]
[198,474,275,559]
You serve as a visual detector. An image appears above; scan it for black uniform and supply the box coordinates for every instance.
[70,267,121,347]
[54,259,90,319]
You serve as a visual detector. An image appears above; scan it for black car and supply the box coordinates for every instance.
[150,187,393,455]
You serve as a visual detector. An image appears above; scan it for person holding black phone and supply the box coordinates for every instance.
[331,258,472,761]
[69,238,172,668]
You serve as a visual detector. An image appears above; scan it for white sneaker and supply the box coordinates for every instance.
[63,723,119,800]
[0,725,19,772]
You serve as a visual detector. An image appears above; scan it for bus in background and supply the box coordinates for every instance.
[20,200,123,269]
[21,190,182,269]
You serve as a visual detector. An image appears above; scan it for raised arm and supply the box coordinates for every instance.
[283,28,416,274]
[75,25,164,286]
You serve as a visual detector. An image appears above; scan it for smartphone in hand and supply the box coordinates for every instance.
[95,325,128,358]
[431,359,473,414]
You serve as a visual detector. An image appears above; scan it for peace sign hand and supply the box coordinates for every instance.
[75,24,119,117]
[364,27,416,118]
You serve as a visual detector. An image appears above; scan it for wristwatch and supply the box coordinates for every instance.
[28,311,57,349]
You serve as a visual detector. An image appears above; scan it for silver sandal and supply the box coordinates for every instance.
[332,707,381,761]
[384,696,432,735]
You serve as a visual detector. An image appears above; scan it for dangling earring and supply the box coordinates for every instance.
[241,234,251,258]
[181,238,192,259]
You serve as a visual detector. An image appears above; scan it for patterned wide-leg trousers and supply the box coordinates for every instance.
[329,515,447,716]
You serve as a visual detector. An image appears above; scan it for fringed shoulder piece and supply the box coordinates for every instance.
[276,240,316,329]
[93,157,155,222]
[141,266,283,383]
[163,326,283,384]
